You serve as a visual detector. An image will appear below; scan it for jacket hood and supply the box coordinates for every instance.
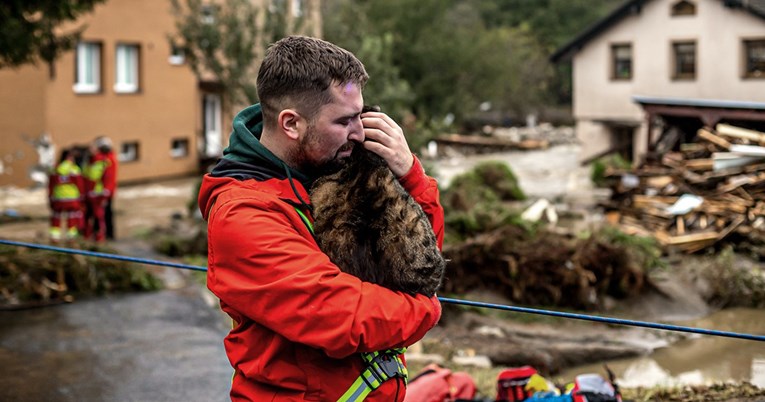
[199,104,313,219]
[212,103,310,184]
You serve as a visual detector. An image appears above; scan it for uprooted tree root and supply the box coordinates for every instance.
[441,225,649,310]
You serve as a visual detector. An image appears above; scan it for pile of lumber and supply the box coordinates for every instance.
[603,123,765,254]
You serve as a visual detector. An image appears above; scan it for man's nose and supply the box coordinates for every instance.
[349,117,364,142]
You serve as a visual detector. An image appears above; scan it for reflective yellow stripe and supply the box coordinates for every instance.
[337,348,408,402]
[52,161,82,201]
[294,207,314,233]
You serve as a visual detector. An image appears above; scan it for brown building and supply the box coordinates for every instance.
[0,0,322,187]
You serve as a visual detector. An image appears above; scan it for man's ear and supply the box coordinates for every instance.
[278,109,303,141]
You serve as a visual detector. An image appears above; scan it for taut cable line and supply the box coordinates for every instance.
[1,238,764,342]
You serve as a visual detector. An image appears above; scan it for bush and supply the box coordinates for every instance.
[441,161,528,242]
[591,153,631,188]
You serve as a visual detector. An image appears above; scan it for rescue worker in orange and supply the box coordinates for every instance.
[48,148,85,241]
[83,138,116,242]
[198,36,444,401]
[95,136,118,240]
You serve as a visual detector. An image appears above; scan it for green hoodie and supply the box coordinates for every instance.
[213,103,311,185]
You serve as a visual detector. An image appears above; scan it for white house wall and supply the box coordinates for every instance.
[572,0,765,162]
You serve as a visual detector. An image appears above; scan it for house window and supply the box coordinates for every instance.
[672,41,696,80]
[744,39,765,78]
[114,44,140,93]
[73,42,101,93]
[201,4,216,24]
[119,141,139,163]
[170,138,190,158]
[169,44,185,65]
[671,0,696,16]
[611,44,632,80]
[202,94,223,157]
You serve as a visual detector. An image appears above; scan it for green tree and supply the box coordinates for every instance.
[323,0,622,122]
[325,0,552,126]
[0,0,106,78]
[170,0,263,109]
[477,0,623,104]
[322,1,414,120]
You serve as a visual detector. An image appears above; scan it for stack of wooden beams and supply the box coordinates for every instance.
[603,123,765,254]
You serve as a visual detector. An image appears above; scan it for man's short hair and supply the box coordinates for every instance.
[256,36,369,129]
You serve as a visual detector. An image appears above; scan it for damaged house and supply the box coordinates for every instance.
[551,0,765,164]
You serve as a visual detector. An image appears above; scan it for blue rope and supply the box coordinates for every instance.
[0,239,206,272]
[2,238,764,342]
[438,297,765,342]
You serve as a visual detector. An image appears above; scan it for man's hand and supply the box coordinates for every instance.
[361,111,414,178]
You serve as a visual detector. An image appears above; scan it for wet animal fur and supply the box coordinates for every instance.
[309,146,446,297]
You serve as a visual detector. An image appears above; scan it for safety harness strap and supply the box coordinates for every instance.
[337,348,408,402]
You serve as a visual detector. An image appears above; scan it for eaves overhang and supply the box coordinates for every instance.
[550,0,765,64]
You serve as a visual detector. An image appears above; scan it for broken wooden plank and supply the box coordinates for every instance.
[717,215,746,240]
[645,175,675,189]
[716,123,765,144]
[676,216,685,235]
[632,194,679,209]
[697,128,731,150]
[717,173,758,193]
[654,230,718,246]
[685,158,714,171]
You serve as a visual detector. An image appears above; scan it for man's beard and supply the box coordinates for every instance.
[294,128,356,178]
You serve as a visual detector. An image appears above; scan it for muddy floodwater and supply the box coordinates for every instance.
[558,307,765,388]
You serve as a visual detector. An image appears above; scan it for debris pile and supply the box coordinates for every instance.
[441,226,647,310]
[602,123,765,256]
[432,123,576,157]
[0,242,162,309]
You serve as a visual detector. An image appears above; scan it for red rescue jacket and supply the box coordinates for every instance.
[198,103,444,401]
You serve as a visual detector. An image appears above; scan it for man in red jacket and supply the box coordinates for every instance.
[198,36,444,401]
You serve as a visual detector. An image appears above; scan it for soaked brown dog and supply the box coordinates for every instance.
[309,140,445,297]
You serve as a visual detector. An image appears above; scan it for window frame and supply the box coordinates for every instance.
[73,41,102,94]
[671,0,696,16]
[672,40,697,80]
[170,138,190,158]
[743,38,765,79]
[169,43,186,65]
[610,43,633,81]
[118,141,140,163]
[114,43,140,93]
